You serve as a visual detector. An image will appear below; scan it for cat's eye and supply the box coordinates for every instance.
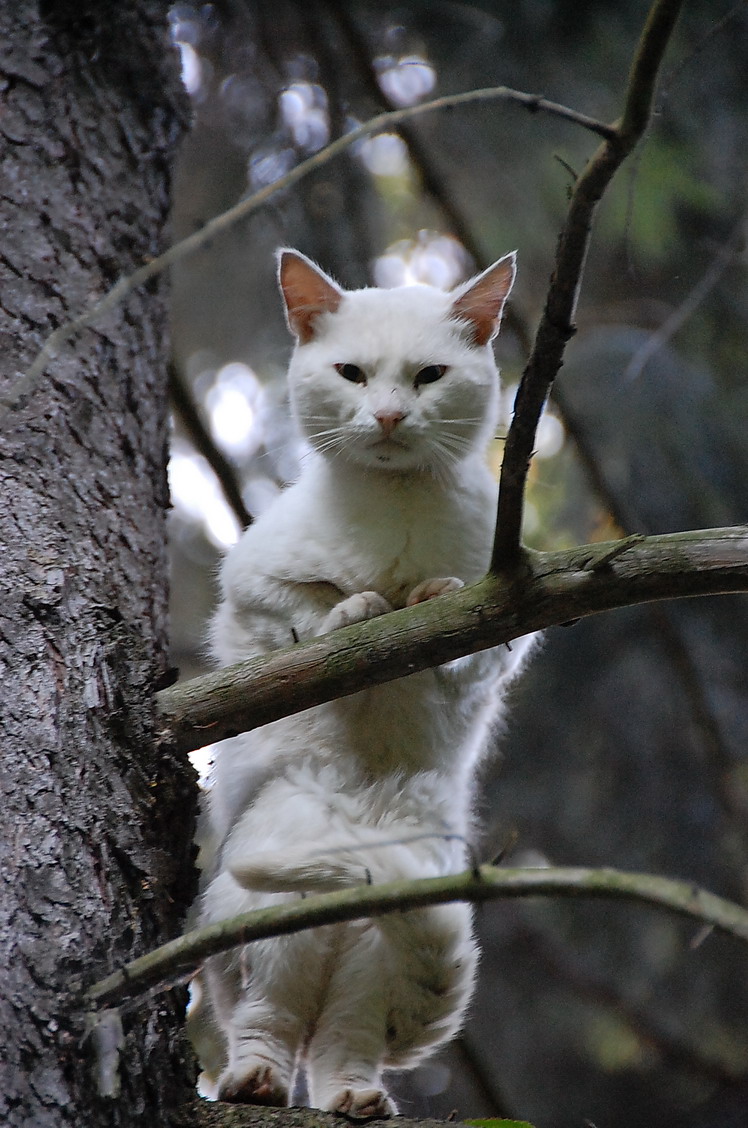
[334,363,367,385]
[414,364,447,388]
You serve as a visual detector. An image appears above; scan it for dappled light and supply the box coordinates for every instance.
[373,232,472,288]
[375,52,437,107]
[169,442,241,549]
[355,130,411,177]
[279,82,331,152]
[205,362,261,454]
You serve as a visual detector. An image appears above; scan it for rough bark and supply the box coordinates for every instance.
[0,3,196,1126]
[172,1103,482,1128]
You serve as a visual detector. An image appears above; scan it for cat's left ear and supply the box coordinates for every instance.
[450,252,517,346]
[277,249,344,344]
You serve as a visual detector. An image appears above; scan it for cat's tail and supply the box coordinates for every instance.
[229,832,464,895]
[230,847,369,893]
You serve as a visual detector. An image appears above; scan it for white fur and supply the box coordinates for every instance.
[193,251,536,1115]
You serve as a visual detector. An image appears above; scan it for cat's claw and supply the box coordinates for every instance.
[217,1062,288,1106]
[407,576,464,606]
[327,1087,398,1120]
[323,591,393,632]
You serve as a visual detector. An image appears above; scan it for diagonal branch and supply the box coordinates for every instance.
[156,527,748,756]
[491,0,685,570]
[624,216,745,380]
[322,0,533,350]
[86,862,748,1009]
[3,84,613,423]
[168,362,253,529]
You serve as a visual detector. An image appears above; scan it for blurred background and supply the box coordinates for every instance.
[165,2,748,1125]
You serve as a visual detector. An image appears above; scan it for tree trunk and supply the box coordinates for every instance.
[0,3,197,1125]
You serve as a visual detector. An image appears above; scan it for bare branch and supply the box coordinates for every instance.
[492,0,685,569]
[168,362,253,530]
[2,85,613,424]
[156,527,748,755]
[86,862,748,1009]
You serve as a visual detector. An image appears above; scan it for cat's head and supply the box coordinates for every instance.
[278,248,515,476]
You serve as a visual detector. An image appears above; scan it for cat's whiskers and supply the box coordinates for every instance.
[421,430,480,485]
[432,428,475,449]
[310,435,349,459]
[430,431,476,463]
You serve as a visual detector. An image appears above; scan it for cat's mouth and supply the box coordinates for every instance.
[368,435,408,451]
[367,436,410,464]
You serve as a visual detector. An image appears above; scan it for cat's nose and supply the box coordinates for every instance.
[374,410,407,438]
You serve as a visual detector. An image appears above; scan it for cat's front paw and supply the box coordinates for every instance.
[326,1087,398,1120]
[322,591,393,633]
[406,576,464,606]
[217,1062,289,1106]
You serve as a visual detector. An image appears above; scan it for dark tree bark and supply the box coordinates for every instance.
[0,3,197,1125]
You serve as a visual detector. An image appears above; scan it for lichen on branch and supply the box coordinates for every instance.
[156,527,748,755]
[87,862,748,1010]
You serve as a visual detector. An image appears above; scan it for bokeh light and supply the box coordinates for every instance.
[374,231,472,289]
[169,443,241,549]
[375,54,436,106]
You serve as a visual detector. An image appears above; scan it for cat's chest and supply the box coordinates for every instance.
[336,502,446,604]
[278,465,494,605]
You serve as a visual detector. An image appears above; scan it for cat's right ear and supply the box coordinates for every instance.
[277,250,344,344]
[450,252,517,346]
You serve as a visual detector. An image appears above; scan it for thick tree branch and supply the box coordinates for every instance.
[157,527,748,755]
[3,84,613,422]
[173,1102,479,1128]
[492,0,684,568]
[87,862,748,1008]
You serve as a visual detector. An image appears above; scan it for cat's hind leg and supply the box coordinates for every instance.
[305,924,397,1119]
[205,948,303,1106]
[216,999,297,1105]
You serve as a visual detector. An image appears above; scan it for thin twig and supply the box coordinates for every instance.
[580,534,646,570]
[86,862,748,1008]
[661,0,748,97]
[323,0,534,352]
[491,0,685,570]
[3,85,614,423]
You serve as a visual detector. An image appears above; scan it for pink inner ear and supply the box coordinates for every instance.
[279,252,343,343]
[450,256,516,346]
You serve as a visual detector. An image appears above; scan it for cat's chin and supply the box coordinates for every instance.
[350,449,431,473]
[314,439,436,474]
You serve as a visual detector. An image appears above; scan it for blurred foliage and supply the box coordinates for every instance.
[167,2,748,1125]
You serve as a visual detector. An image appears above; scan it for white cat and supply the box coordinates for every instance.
[194,249,536,1117]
